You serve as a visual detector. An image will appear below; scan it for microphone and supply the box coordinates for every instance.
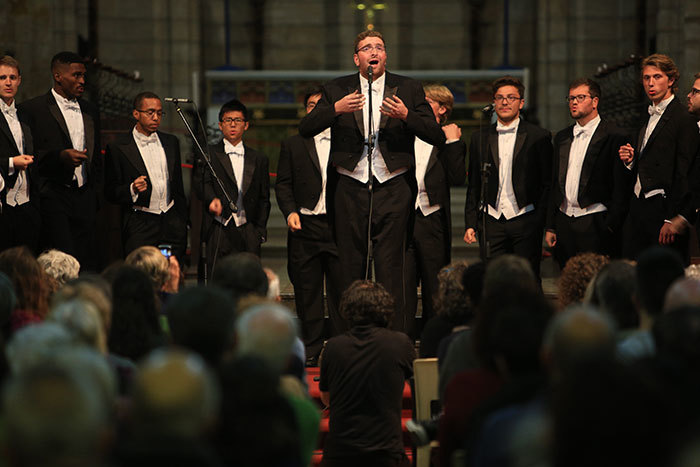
[367,65,373,83]
[481,104,494,113]
[164,97,193,103]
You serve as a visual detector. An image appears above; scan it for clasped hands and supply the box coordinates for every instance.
[334,90,408,121]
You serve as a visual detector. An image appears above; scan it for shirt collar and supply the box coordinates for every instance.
[0,99,16,115]
[359,71,386,94]
[649,94,674,115]
[224,139,244,155]
[496,118,520,133]
[132,126,159,144]
[573,114,601,137]
[51,88,81,110]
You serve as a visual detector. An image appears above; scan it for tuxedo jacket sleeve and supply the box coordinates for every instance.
[634,98,700,220]
[547,120,632,232]
[299,72,445,173]
[0,111,38,205]
[19,91,101,191]
[275,134,324,220]
[104,131,188,220]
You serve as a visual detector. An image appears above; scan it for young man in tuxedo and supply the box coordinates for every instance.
[0,55,40,254]
[618,54,700,263]
[276,87,343,364]
[404,84,466,338]
[464,76,553,277]
[104,92,188,262]
[299,30,444,333]
[545,78,632,268]
[19,51,101,270]
[196,99,270,276]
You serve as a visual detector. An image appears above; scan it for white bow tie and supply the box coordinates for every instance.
[228,150,244,157]
[496,124,517,134]
[64,101,81,112]
[648,105,664,116]
[135,132,158,145]
[573,126,588,138]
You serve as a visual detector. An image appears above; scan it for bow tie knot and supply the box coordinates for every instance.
[573,126,588,138]
[136,132,158,144]
[496,125,517,134]
[648,105,664,116]
[64,101,81,112]
[228,150,244,157]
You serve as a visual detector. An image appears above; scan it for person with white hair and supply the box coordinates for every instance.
[37,249,80,287]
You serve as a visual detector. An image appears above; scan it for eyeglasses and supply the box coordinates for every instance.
[221,117,246,125]
[137,109,165,118]
[494,95,521,104]
[566,94,591,103]
[356,44,385,54]
[689,87,700,97]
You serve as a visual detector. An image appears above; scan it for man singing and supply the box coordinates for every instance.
[299,30,444,333]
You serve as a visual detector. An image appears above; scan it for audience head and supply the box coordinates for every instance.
[482,255,538,298]
[542,305,616,377]
[165,286,236,366]
[0,271,16,340]
[125,246,170,292]
[5,322,75,375]
[235,302,298,374]
[653,305,700,369]
[558,252,609,309]
[664,277,700,313]
[636,246,685,317]
[3,363,110,467]
[49,298,107,354]
[0,246,51,323]
[37,249,80,288]
[588,260,638,330]
[130,349,219,438]
[52,275,112,331]
[108,266,163,361]
[210,253,268,307]
[340,280,394,328]
[434,261,475,327]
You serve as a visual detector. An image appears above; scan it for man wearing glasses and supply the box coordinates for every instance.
[19,51,101,271]
[299,30,444,333]
[464,76,552,277]
[544,78,631,269]
[104,92,188,261]
[618,54,700,263]
[688,73,700,126]
[195,99,270,274]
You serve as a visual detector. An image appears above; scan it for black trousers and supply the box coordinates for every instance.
[207,221,262,278]
[404,209,448,339]
[334,174,412,333]
[123,207,188,263]
[622,194,689,264]
[40,183,97,271]
[287,214,343,358]
[480,210,543,278]
[553,209,611,269]
[0,200,41,255]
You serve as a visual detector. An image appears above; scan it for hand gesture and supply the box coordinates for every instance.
[209,197,223,216]
[619,143,634,165]
[334,90,365,114]
[12,155,34,170]
[545,231,557,248]
[60,149,88,167]
[132,175,148,193]
[287,212,302,232]
[380,95,408,121]
[442,123,461,140]
[464,228,477,244]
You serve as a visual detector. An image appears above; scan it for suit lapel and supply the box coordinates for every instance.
[302,137,321,174]
[512,123,527,164]
[122,135,148,176]
[379,84,397,129]
[488,128,499,170]
[350,81,364,137]
[642,103,673,155]
[0,113,19,155]
[159,132,177,183]
[578,122,606,192]
[215,143,237,188]
[241,145,255,195]
[426,145,440,173]
[47,92,72,144]
[20,121,32,155]
[81,102,95,162]
[558,130,573,193]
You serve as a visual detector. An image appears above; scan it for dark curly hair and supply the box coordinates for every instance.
[434,261,473,326]
[0,247,50,319]
[340,280,394,328]
[558,253,609,309]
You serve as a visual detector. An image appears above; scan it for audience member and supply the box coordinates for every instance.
[0,246,52,332]
[0,271,17,340]
[49,298,107,353]
[664,277,700,313]
[587,260,639,334]
[125,245,180,297]
[557,252,609,309]
[37,249,80,289]
[210,252,268,307]
[320,280,415,467]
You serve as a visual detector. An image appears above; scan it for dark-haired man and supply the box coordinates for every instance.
[618,54,700,263]
[104,92,188,261]
[299,30,445,333]
[196,99,269,274]
[20,51,101,270]
[545,78,631,268]
[276,87,343,364]
[319,280,415,467]
[0,55,40,253]
[464,76,553,277]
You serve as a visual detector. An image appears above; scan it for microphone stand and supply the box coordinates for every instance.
[479,106,493,262]
[169,101,238,285]
[364,64,376,280]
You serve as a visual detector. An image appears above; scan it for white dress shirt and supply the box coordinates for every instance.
[414,136,441,215]
[633,94,674,198]
[216,139,247,227]
[52,88,86,187]
[1,99,29,206]
[336,72,407,184]
[299,128,331,216]
[561,115,607,217]
[488,118,534,219]
[131,127,173,214]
